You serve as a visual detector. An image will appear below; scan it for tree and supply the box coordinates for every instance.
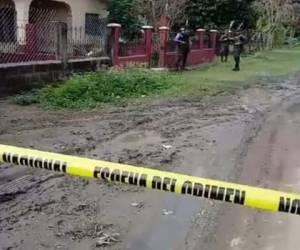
[137,0,188,31]
[285,0,300,38]
[108,0,141,40]
[255,0,296,48]
[185,0,257,30]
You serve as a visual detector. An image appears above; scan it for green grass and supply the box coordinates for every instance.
[166,46,300,97]
[34,67,175,109]
[14,47,300,109]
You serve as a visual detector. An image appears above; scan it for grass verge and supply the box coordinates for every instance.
[15,68,175,109]
[14,46,300,109]
[168,46,300,98]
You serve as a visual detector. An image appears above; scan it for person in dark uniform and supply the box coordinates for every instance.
[219,30,231,63]
[174,27,190,71]
[232,33,246,71]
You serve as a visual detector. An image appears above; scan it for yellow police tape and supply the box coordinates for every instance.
[0,144,300,216]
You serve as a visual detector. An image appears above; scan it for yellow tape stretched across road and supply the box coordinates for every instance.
[0,144,300,216]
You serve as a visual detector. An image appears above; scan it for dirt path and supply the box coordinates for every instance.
[1,76,300,250]
[201,99,300,250]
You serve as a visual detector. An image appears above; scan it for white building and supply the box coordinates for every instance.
[0,0,108,45]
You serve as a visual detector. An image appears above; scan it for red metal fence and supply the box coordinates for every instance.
[108,24,152,67]
[156,27,217,69]
[0,3,217,70]
[108,25,218,68]
[118,29,145,57]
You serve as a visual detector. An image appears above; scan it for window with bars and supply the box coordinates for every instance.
[85,13,106,36]
[0,8,17,43]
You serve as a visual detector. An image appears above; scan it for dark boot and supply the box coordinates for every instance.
[233,55,240,71]
[176,58,181,71]
[182,51,188,70]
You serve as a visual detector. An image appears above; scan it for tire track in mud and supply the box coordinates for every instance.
[182,81,300,250]
[0,173,64,203]
[190,86,300,250]
[202,99,300,250]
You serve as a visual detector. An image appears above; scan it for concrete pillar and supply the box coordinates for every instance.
[14,0,30,44]
[196,29,205,50]
[55,22,68,69]
[210,30,218,50]
[159,26,169,68]
[71,7,84,29]
[107,23,121,65]
[142,26,153,67]
[159,16,171,27]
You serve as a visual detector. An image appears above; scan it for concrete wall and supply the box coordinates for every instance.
[165,49,215,69]
[0,57,110,96]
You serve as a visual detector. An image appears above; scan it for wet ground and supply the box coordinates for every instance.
[1,76,300,250]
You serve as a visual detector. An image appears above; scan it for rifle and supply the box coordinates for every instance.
[229,21,235,33]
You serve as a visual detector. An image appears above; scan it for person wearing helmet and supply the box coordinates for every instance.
[219,30,231,63]
[174,27,191,71]
[232,32,246,71]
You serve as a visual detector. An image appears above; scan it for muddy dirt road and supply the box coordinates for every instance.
[1,77,300,250]
[204,99,300,250]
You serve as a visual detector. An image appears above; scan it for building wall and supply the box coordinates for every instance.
[0,0,108,44]
[0,0,108,59]
[0,0,15,7]
[63,0,108,27]
[29,0,72,25]
[0,0,17,50]
[5,0,108,29]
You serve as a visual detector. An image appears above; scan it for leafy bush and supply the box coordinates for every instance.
[38,67,175,108]
[151,51,160,67]
[285,37,300,47]
[108,0,141,41]
[14,90,40,106]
